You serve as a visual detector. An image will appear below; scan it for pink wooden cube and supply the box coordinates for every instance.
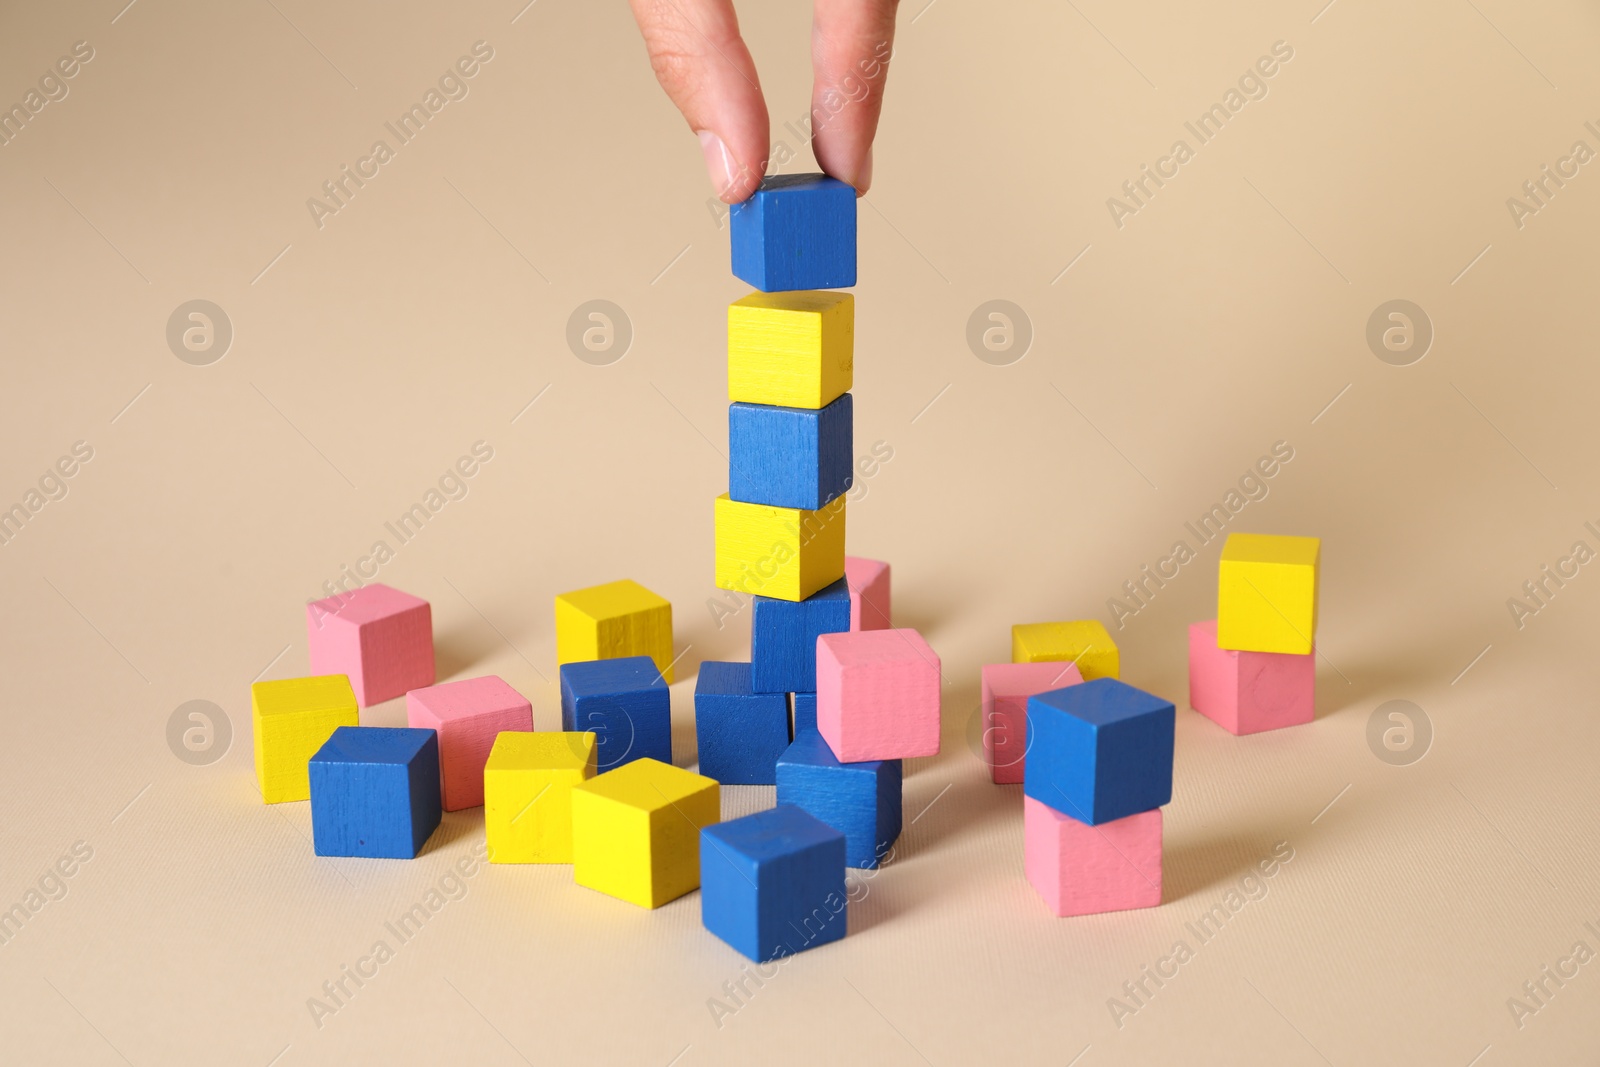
[816,628,940,762]
[306,583,434,708]
[1188,620,1314,736]
[406,676,533,811]
[843,556,891,631]
[1024,796,1162,917]
[980,661,1083,784]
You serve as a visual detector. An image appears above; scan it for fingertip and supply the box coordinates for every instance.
[815,139,871,197]
[855,146,872,196]
[698,130,767,204]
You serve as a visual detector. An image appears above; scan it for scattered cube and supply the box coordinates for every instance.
[714,492,846,603]
[1011,620,1119,680]
[694,662,790,785]
[791,692,818,737]
[554,579,675,683]
[252,674,359,804]
[1188,620,1315,735]
[729,173,857,292]
[980,661,1084,785]
[570,758,720,908]
[750,578,852,693]
[776,732,901,869]
[816,628,941,762]
[559,657,672,773]
[305,583,434,707]
[729,393,853,511]
[727,291,853,410]
[308,726,441,859]
[406,676,533,811]
[1024,678,1174,825]
[701,805,848,962]
[483,731,597,863]
[1024,797,1162,917]
[844,556,891,630]
[1217,533,1321,655]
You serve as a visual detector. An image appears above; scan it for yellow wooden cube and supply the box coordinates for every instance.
[252,675,359,804]
[554,579,674,683]
[570,758,720,908]
[714,492,846,603]
[1011,620,1120,680]
[1217,533,1320,654]
[484,731,596,864]
[728,291,853,409]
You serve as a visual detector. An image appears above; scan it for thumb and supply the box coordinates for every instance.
[629,0,771,203]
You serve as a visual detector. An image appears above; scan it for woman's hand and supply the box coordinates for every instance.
[628,0,900,203]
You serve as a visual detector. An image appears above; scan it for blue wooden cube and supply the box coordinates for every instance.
[775,732,900,869]
[308,726,442,859]
[701,804,847,962]
[729,394,853,511]
[751,579,852,695]
[1023,677,1175,825]
[694,661,790,785]
[791,692,817,737]
[559,656,672,773]
[730,173,857,292]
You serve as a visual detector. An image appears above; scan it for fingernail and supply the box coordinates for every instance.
[856,147,873,195]
[697,129,738,200]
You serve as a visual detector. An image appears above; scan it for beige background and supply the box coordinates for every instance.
[2,0,1599,1063]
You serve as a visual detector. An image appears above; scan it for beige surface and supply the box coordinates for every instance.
[3,1,1599,1064]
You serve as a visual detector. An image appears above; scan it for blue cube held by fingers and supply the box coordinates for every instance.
[694,662,790,785]
[701,804,848,963]
[1023,677,1175,825]
[751,579,852,695]
[729,394,853,511]
[309,726,442,859]
[730,173,857,292]
[559,656,672,773]
[775,732,901,869]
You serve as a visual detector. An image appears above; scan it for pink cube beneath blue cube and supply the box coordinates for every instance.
[1024,796,1162,917]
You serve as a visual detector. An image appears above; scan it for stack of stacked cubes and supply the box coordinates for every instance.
[548,580,722,907]
[981,620,1175,917]
[696,174,941,963]
[1188,533,1321,735]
